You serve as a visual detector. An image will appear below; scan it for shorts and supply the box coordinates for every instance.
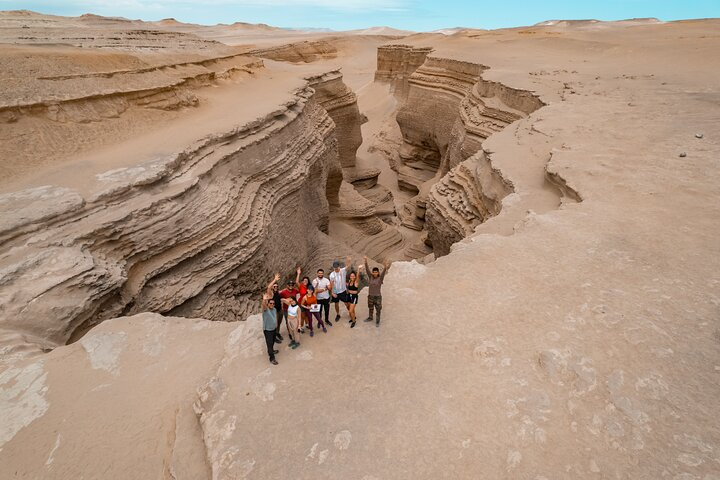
[348,293,359,304]
[332,291,351,303]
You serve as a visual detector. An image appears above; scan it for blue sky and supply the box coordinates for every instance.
[2,0,719,31]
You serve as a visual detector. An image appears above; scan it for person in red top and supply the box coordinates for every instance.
[279,276,300,336]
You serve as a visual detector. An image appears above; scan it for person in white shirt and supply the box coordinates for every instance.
[312,268,332,326]
[329,256,353,323]
[281,296,302,349]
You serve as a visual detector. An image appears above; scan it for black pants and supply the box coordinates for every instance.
[274,309,283,336]
[317,298,330,323]
[263,329,276,360]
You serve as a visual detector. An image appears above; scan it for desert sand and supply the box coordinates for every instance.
[0,9,719,479]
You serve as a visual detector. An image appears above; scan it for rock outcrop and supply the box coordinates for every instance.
[375,44,433,99]
[248,40,337,63]
[379,49,549,256]
[0,75,351,348]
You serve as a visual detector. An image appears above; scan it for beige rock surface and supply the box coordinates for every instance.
[0,11,719,480]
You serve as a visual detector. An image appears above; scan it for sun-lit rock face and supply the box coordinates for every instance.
[248,40,338,63]
[0,81,342,348]
[381,50,545,255]
[375,44,433,99]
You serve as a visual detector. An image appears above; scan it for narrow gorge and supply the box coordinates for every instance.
[2,12,719,480]
[0,37,569,351]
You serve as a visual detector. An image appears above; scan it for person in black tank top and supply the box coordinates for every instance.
[346,267,362,328]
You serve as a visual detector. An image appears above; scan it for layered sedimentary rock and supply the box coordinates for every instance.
[0,79,344,348]
[248,40,337,63]
[0,10,230,52]
[374,44,433,99]
[384,49,546,256]
[0,49,264,180]
[306,70,366,206]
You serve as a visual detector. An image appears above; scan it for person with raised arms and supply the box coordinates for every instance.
[262,273,281,365]
[312,268,332,327]
[329,256,352,324]
[364,256,390,327]
[346,266,362,328]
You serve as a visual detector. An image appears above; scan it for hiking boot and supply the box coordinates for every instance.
[364,317,373,323]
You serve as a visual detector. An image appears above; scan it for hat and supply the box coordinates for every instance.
[332,260,340,268]
[286,279,294,284]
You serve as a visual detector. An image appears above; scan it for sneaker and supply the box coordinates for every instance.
[299,327,305,333]
[335,314,341,322]
[364,317,373,323]
[272,349,279,354]
[376,319,380,327]
[322,327,327,333]
[310,331,314,337]
[277,333,284,341]
[350,321,356,328]
[291,342,300,349]
[270,358,278,365]
[326,319,333,326]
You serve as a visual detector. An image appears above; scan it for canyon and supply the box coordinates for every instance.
[0,10,719,480]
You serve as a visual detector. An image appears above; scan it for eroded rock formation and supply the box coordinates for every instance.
[378,49,548,255]
[0,72,360,348]
[375,44,433,99]
[248,40,337,63]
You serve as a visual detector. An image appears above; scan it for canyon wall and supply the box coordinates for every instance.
[248,40,337,63]
[0,75,357,349]
[374,44,433,99]
[381,48,545,256]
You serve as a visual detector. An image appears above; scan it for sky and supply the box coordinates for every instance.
[2,0,719,31]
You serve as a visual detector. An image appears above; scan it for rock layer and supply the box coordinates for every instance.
[0,76,349,348]
[383,50,548,255]
[375,44,433,99]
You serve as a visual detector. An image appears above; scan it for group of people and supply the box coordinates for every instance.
[261,255,390,365]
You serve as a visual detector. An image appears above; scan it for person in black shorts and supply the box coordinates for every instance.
[329,256,352,323]
[271,282,283,343]
[346,266,362,328]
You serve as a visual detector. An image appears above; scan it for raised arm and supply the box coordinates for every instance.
[295,267,301,287]
[381,260,391,279]
[266,273,280,296]
[345,256,353,271]
[363,255,370,273]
